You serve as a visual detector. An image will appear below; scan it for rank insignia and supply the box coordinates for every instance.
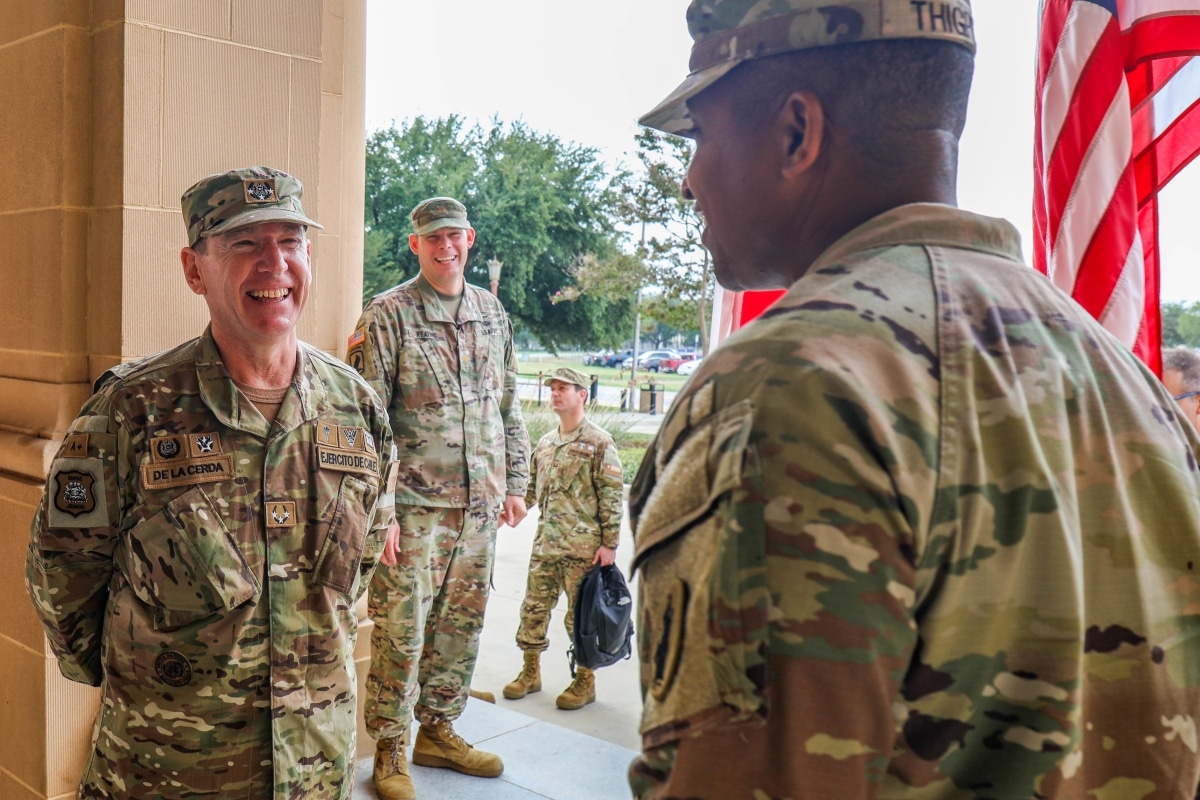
[316,421,340,446]
[53,471,96,517]
[243,179,276,204]
[341,426,361,450]
[155,650,192,687]
[188,431,222,457]
[266,501,297,528]
[364,431,376,453]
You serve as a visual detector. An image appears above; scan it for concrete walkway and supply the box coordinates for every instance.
[352,413,658,799]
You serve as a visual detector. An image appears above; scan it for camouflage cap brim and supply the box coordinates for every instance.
[638,60,741,137]
[202,206,324,240]
[412,216,472,237]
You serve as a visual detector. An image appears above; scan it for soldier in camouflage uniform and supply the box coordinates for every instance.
[348,196,529,800]
[629,2,1200,798]
[25,166,397,800]
[502,367,623,710]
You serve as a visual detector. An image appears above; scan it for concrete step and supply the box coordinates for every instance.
[351,699,637,800]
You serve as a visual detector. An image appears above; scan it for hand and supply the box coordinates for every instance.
[380,520,401,566]
[500,495,527,528]
[592,546,616,567]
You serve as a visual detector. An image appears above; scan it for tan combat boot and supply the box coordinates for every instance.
[412,719,504,778]
[555,666,596,710]
[502,650,542,700]
[373,733,415,800]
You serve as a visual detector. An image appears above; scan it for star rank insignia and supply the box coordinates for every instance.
[266,501,297,528]
[194,435,214,454]
[243,179,276,203]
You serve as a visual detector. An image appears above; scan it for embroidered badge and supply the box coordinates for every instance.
[142,455,235,490]
[365,431,376,453]
[243,179,276,204]
[317,421,340,447]
[317,445,379,477]
[53,471,96,517]
[155,650,192,687]
[63,433,89,457]
[650,579,689,702]
[187,431,223,458]
[153,435,186,462]
[266,501,297,528]
[341,427,360,450]
[346,326,375,378]
[603,463,623,478]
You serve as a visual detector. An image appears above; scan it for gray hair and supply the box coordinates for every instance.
[1163,346,1200,391]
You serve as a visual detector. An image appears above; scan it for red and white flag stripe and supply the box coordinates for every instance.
[1035,0,1200,375]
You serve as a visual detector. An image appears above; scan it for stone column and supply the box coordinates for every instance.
[0,2,368,797]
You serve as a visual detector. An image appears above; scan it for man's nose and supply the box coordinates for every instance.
[681,177,695,201]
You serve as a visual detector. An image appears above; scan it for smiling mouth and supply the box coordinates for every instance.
[249,288,290,301]
[435,257,456,265]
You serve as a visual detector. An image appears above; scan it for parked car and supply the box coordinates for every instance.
[621,349,681,370]
[676,358,702,376]
[604,350,633,368]
[582,350,610,366]
[658,354,698,373]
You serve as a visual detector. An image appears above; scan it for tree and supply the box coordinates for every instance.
[363,117,634,351]
[573,129,714,353]
[1166,300,1200,348]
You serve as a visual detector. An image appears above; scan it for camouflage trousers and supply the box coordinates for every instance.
[515,553,593,658]
[365,503,497,738]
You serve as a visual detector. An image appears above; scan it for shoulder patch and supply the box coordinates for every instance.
[346,325,376,379]
[47,458,110,529]
[602,463,623,478]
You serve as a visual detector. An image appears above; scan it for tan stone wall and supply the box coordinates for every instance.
[0,2,368,796]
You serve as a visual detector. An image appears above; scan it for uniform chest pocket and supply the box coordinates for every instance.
[119,485,260,630]
[397,336,449,410]
[553,455,588,493]
[314,473,377,596]
[632,399,769,748]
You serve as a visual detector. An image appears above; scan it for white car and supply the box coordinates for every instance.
[676,358,702,376]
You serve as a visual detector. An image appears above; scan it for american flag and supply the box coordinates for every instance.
[1035,0,1200,375]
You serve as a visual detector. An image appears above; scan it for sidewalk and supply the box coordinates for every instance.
[352,415,659,799]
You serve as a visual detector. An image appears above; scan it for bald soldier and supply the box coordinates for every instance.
[629,2,1200,798]
[26,167,396,799]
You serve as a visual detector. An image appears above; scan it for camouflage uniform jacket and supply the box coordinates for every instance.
[525,418,624,560]
[26,328,397,800]
[628,204,1200,799]
[348,274,528,508]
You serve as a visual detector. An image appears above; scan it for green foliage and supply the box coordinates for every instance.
[572,129,714,352]
[363,117,635,352]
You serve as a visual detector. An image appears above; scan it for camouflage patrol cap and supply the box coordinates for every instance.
[181,166,322,248]
[641,0,976,136]
[545,367,591,390]
[411,197,472,236]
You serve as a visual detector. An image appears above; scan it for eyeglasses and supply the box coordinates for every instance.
[1174,390,1200,402]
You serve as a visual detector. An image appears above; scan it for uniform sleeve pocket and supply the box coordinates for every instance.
[119,486,259,629]
[314,474,375,595]
[632,399,770,748]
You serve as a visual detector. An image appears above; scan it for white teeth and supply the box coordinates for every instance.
[250,289,289,299]
[435,257,455,263]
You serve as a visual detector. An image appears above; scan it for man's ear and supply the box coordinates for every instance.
[779,90,826,180]
[180,247,206,296]
[409,233,420,255]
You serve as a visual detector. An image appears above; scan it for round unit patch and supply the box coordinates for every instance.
[156,439,180,459]
[155,650,193,687]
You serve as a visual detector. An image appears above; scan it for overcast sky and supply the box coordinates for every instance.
[365,0,1200,304]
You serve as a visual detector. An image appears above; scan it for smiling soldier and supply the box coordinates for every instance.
[348,196,529,800]
[26,166,397,800]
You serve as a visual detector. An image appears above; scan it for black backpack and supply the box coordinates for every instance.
[569,565,634,673]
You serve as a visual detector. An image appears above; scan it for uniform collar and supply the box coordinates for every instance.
[415,273,485,324]
[194,326,326,437]
[555,417,589,445]
[810,203,1024,273]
